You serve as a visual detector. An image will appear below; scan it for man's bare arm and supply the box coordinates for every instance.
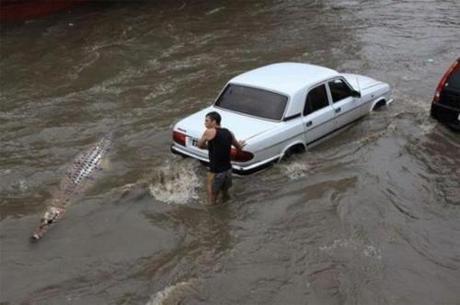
[197,128,216,149]
[197,131,209,149]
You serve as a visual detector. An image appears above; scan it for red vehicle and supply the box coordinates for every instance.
[431,58,460,131]
[0,0,86,23]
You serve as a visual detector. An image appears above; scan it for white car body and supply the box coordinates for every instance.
[171,62,392,174]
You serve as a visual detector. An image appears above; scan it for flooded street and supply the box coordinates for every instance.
[1,0,459,304]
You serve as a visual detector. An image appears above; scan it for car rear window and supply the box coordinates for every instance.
[446,69,460,90]
[215,84,288,120]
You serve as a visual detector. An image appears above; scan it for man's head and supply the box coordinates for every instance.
[205,111,221,128]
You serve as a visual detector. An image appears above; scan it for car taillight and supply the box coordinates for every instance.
[433,58,460,103]
[173,131,186,146]
[230,148,254,162]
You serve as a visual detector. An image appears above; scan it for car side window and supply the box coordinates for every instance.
[304,84,329,115]
[329,79,352,103]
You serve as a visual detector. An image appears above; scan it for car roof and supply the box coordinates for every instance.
[229,62,339,96]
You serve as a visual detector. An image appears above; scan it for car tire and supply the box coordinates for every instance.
[372,100,386,111]
[281,144,305,161]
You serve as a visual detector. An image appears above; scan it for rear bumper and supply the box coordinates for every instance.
[170,144,278,175]
[431,103,460,131]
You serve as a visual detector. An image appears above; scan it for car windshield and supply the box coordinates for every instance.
[215,84,288,120]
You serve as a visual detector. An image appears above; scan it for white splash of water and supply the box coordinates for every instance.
[148,160,201,205]
[146,280,198,305]
[279,161,314,180]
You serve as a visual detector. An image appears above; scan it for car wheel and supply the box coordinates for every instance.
[281,144,305,161]
[372,100,386,111]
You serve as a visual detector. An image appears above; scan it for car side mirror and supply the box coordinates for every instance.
[351,90,361,98]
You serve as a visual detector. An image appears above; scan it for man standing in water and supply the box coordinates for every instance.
[197,111,245,206]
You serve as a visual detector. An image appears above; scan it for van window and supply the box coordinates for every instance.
[304,84,329,115]
[215,84,288,120]
[329,79,352,102]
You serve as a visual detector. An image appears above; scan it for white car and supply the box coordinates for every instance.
[171,62,392,174]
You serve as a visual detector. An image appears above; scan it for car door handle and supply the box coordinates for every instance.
[335,107,341,113]
[306,121,312,127]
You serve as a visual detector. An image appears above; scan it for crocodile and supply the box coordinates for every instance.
[31,133,112,240]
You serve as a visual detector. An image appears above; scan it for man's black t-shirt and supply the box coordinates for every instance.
[208,128,232,173]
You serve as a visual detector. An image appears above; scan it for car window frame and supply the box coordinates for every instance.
[327,77,355,103]
[303,81,332,117]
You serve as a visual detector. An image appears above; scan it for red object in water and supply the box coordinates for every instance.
[0,0,86,23]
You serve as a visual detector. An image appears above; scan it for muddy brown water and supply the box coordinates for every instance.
[1,1,459,304]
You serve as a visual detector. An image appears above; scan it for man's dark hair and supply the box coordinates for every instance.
[206,111,221,125]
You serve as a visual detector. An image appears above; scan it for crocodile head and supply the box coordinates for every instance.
[31,206,65,241]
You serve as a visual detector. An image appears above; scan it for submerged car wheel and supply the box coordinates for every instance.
[281,144,306,161]
[372,100,387,111]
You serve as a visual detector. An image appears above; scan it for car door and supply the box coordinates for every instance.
[328,78,360,128]
[302,83,336,145]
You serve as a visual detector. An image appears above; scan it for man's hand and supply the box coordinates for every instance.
[232,135,246,151]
